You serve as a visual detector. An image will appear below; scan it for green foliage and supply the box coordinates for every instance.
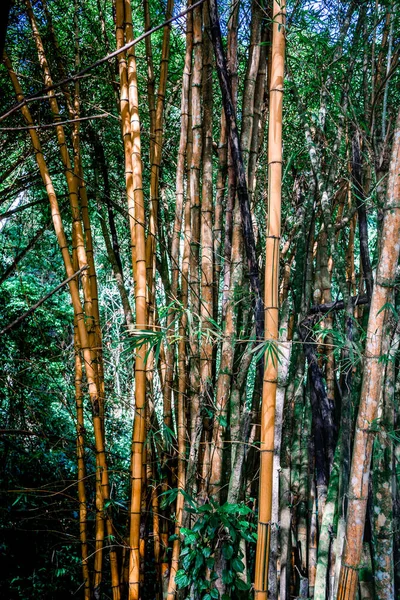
[174,500,256,599]
[249,338,284,366]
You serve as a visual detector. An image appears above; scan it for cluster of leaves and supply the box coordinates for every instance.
[174,500,256,600]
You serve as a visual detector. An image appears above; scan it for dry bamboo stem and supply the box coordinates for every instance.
[198,1,214,500]
[241,0,262,172]
[208,0,239,504]
[220,0,239,319]
[74,320,91,600]
[147,0,174,433]
[166,3,193,596]
[186,0,203,502]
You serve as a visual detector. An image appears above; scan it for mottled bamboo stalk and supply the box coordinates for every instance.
[337,108,400,600]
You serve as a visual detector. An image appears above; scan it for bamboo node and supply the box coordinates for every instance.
[341,563,360,571]
[345,493,368,501]
[382,203,400,211]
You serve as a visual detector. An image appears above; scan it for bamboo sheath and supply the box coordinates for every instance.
[254,1,285,597]
[337,109,400,599]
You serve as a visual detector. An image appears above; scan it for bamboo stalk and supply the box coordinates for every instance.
[120,1,148,595]
[337,108,400,600]
[254,2,286,596]
[185,0,203,503]
[74,326,91,600]
[198,0,214,501]
[4,50,119,600]
[166,2,193,595]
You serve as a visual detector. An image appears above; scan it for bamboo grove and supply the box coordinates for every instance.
[1,0,400,598]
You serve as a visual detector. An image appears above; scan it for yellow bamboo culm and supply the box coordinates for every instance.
[123,1,147,598]
[254,1,285,598]
[74,326,91,600]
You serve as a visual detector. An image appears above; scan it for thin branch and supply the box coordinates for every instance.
[0,198,47,220]
[308,294,369,316]
[1,266,88,335]
[0,218,53,285]
[0,0,206,123]
[0,429,40,436]
[0,113,109,131]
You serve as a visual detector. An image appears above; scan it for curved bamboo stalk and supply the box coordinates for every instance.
[4,51,120,600]
[27,3,116,591]
[24,0,95,342]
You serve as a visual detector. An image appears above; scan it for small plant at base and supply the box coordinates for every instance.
[174,500,257,599]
